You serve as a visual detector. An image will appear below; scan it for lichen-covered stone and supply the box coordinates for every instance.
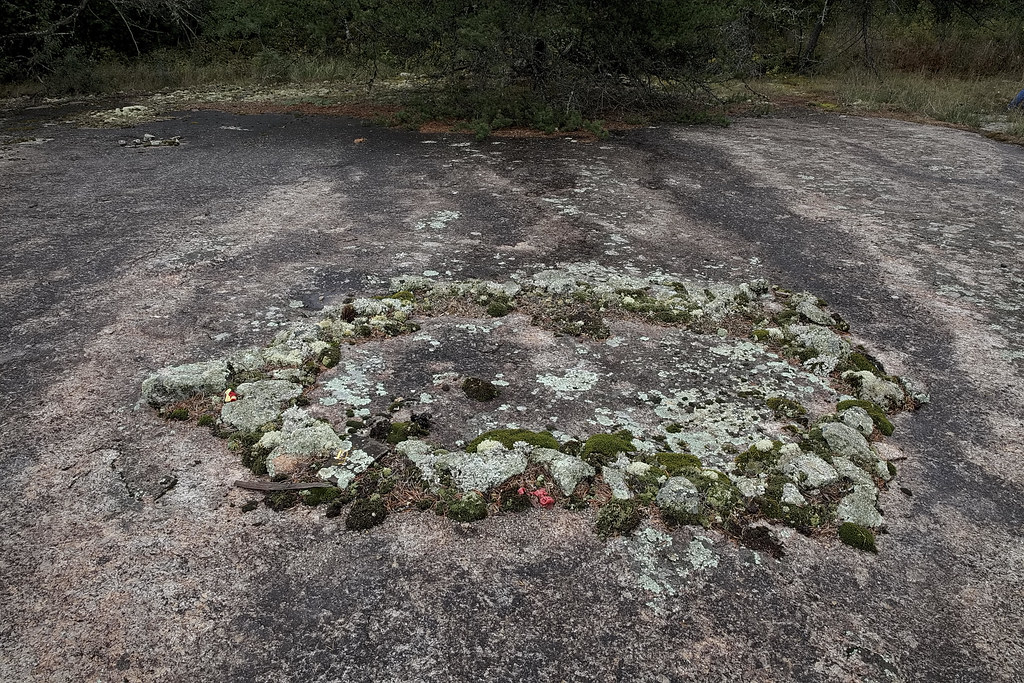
[831,456,875,487]
[821,422,876,468]
[530,448,596,496]
[841,406,876,437]
[777,453,840,490]
[257,408,346,477]
[792,292,836,326]
[261,323,331,367]
[602,466,632,500]
[836,485,883,528]
[842,370,904,410]
[141,360,229,406]
[220,379,303,432]
[781,482,807,506]
[655,476,700,515]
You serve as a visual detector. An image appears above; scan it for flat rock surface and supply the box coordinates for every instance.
[1,103,1023,681]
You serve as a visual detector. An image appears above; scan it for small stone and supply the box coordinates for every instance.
[821,422,875,467]
[842,370,904,410]
[781,482,806,506]
[732,476,766,498]
[655,476,700,514]
[841,406,875,437]
[836,485,883,527]
[530,448,595,496]
[141,360,229,407]
[778,453,840,489]
[602,467,632,499]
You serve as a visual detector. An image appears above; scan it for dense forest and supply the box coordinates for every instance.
[2,0,1023,120]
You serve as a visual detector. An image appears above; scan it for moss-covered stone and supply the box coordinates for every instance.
[734,442,780,476]
[466,429,559,453]
[446,492,488,522]
[838,522,877,552]
[581,431,636,468]
[462,377,501,402]
[655,452,702,475]
[837,351,884,376]
[595,499,643,538]
[346,496,388,530]
[836,399,895,436]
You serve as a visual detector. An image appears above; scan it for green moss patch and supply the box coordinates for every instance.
[581,431,636,468]
[734,443,780,476]
[386,421,430,444]
[264,491,299,511]
[838,522,877,552]
[301,487,343,506]
[346,497,388,530]
[655,452,702,475]
[445,492,488,522]
[595,499,643,538]
[462,377,501,402]
[766,397,807,420]
[466,429,559,452]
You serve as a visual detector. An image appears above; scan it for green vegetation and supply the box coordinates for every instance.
[838,522,878,553]
[445,492,488,523]
[837,399,896,436]
[581,431,636,468]
[466,429,559,453]
[766,397,807,420]
[346,496,388,530]
[461,377,501,402]
[655,452,703,476]
[386,421,429,444]
[3,1,1024,139]
[595,499,643,538]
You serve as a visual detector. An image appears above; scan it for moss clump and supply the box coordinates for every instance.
[752,328,771,342]
[346,496,388,530]
[264,491,299,511]
[462,377,501,402]
[838,522,877,552]
[301,487,343,506]
[240,500,259,513]
[319,344,341,368]
[766,397,807,420]
[581,431,636,468]
[387,421,430,444]
[687,469,742,519]
[837,351,884,376]
[660,506,706,528]
[166,407,189,421]
[595,499,643,538]
[886,461,897,477]
[228,431,268,475]
[559,440,583,457]
[466,429,559,453]
[197,414,216,427]
[836,399,895,436]
[498,488,533,512]
[754,475,833,531]
[664,423,682,434]
[446,492,488,522]
[655,452,702,475]
[547,308,610,339]
[386,290,416,302]
[734,442,780,476]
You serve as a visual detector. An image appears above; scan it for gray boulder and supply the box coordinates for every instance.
[220,379,303,432]
[656,476,700,514]
[836,485,883,527]
[841,406,875,437]
[530,448,596,496]
[821,422,876,468]
[141,360,229,407]
[778,453,840,490]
